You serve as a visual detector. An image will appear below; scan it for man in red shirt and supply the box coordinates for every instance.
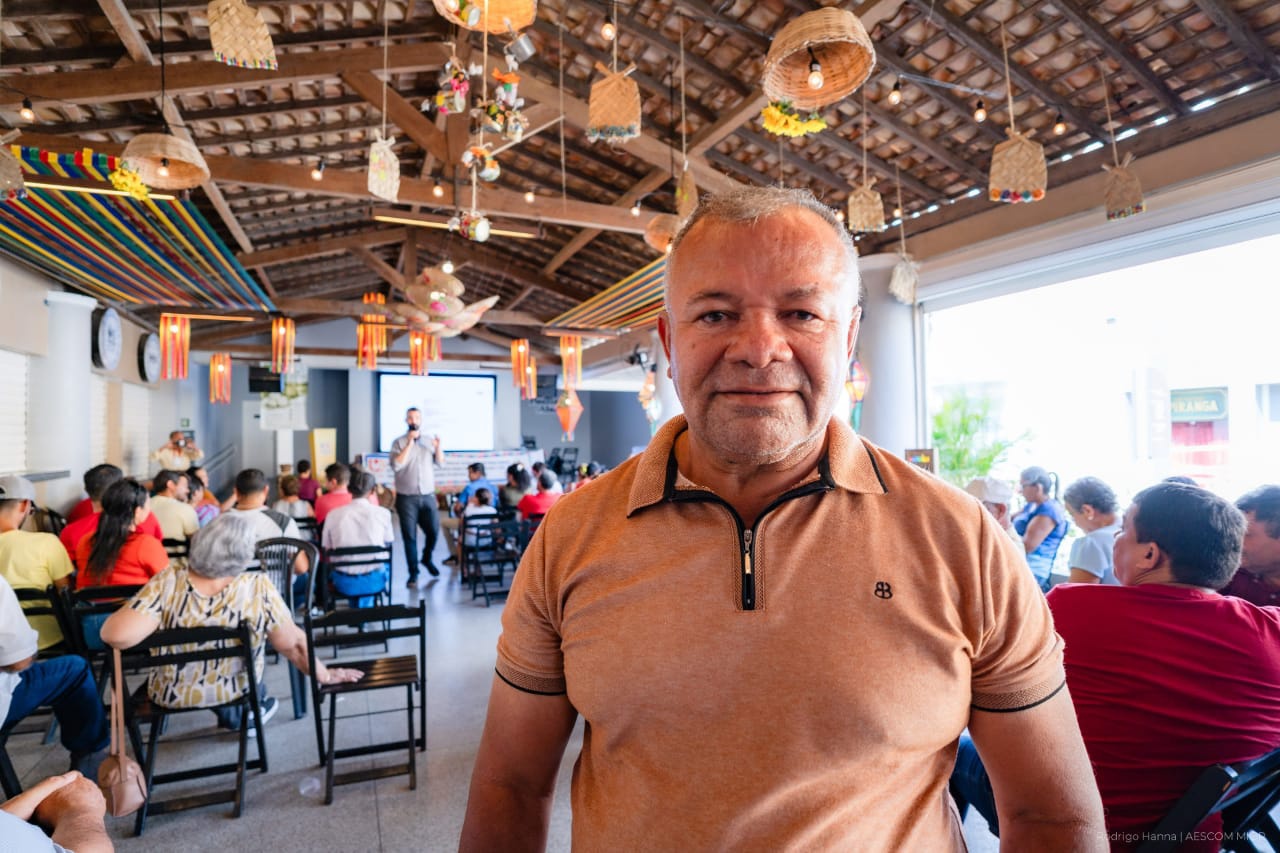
[1222,485,1280,607]
[60,464,161,561]
[515,470,560,520]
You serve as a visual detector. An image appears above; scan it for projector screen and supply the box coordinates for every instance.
[378,373,497,452]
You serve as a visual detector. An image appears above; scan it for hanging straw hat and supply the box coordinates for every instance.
[846,182,886,233]
[208,0,278,70]
[587,62,641,143]
[121,132,210,190]
[762,8,876,112]
[988,129,1046,204]
[1103,153,1145,221]
[431,0,536,35]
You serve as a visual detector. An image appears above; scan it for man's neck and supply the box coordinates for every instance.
[235,499,265,511]
[673,431,825,528]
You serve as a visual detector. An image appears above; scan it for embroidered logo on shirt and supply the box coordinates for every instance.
[874,581,893,600]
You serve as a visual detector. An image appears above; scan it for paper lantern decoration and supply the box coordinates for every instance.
[988,130,1047,204]
[846,182,886,233]
[367,130,400,203]
[121,132,210,190]
[356,292,388,369]
[556,386,584,440]
[560,335,583,389]
[846,360,869,431]
[208,0,278,70]
[1104,154,1145,220]
[587,62,641,143]
[511,339,536,399]
[637,366,661,431]
[644,213,681,254]
[762,8,875,111]
[271,317,295,374]
[158,313,190,380]
[409,331,440,376]
[362,292,388,351]
[209,353,232,404]
[431,0,536,34]
[385,264,499,337]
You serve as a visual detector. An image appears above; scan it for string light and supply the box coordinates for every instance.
[835,210,845,222]
[1053,111,1067,135]
[630,201,641,217]
[441,258,455,274]
[806,48,824,90]
[431,181,444,198]
[444,0,459,10]
[19,98,35,122]
[524,189,535,203]
[893,205,903,218]
[157,157,171,178]
[310,160,325,181]
[600,19,616,41]
[888,79,902,106]
[973,100,987,123]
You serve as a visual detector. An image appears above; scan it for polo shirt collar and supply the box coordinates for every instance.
[627,414,887,516]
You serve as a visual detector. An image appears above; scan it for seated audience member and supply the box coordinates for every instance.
[295,459,320,505]
[1222,485,1280,606]
[66,464,121,525]
[225,469,301,542]
[530,461,563,495]
[150,431,203,473]
[1062,476,1123,584]
[149,470,199,546]
[101,514,361,733]
[321,472,395,607]
[0,771,111,853]
[189,465,222,510]
[188,478,220,527]
[462,488,499,548]
[272,475,315,521]
[500,463,534,510]
[952,482,1280,851]
[442,464,495,560]
[74,479,169,588]
[0,574,109,781]
[1012,466,1069,590]
[569,461,605,492]
[314,463,351,525]
[517,470,562,521]
[0,476,74,650]
[964,476,1022,546]
[60,464,162,560]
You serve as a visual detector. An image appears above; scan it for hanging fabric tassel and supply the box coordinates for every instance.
[888,170,918,305]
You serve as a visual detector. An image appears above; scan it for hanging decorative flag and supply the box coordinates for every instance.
[409,331,441,376]
[209,352,232,403]
[988,26,1046,204]
[1104,153,1145,220]
[158,313,190,380]
[367,130,401,202]
[511,339,536,398]
[356,323,379,370]
[560,335,583,389]
[556,386,584,440]
[587,62,641,143]
[271,316,295,374]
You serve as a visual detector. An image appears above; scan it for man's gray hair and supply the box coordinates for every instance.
[189,512,257,580]
[665,186,862,307]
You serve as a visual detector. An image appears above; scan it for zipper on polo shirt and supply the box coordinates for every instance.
[741,528,755,610]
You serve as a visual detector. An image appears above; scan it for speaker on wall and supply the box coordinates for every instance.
[248,365,285,393]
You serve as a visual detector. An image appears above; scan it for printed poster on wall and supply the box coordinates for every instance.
[309,427,337,473]
[260,365,309,431]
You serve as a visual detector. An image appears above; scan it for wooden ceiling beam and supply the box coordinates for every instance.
[238,228,410,267]
[1191,0,1280,80]
[855,100,988,187]
[873,50,1008,145]
[542,168,669,275]
[340,69,450,164]
[352,246,408,291]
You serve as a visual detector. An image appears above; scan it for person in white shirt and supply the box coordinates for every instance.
[321,472,394,607]
[150,430,203,473]
[462,488,499,549]
[224,469,301,543]
[150,470,200,544]
[1062,476,1123,585]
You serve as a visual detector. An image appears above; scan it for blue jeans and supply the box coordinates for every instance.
[951,732,1000,836]
[332,567,389,609]
[2,656,109,759]
[395,493,440,581]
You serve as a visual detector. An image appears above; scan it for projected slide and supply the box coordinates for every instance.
[379,373,497,452]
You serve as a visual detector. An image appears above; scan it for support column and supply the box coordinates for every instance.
[27,292,97,509]
[854,253,919,455]
[651,330,683,432]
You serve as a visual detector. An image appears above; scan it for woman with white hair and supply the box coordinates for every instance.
[101,513,360,730]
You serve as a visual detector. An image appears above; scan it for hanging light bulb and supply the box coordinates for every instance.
[524,189,535,204]
[888,79,902,106]
[19,98,35,122]
[310,160,325,181]
[893,205,903,219]
[432,181,445,199]
[600,19,616,41]
[157,157,171,178]
[835,209,845,222]
[441,258,455,274]
[630,201,641,217]
[973,100,987,123]
[1053,111,1067,136]
[444,0,459,11]
[807,49,824,90]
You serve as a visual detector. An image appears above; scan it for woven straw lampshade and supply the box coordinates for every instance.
[122,132,210,190]
[1103,153,1145,220]
[988,129,1047,204]
[587,62,641,143]
[208,0,278,70]
[847,183,886,233]
[431,0,535,34]
[644,213,681,254]
[762,8,876,112]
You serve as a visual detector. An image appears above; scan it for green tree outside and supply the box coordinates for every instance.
[930,391,1021,487]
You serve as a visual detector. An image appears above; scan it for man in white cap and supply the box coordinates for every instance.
[965,476,1023,547]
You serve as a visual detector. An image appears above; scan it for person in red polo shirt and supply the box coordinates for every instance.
[60,464,161,562]
[515,470,561,521]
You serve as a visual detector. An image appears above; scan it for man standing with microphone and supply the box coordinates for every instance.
[391,407,444,588]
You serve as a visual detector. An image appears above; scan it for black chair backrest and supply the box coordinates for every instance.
[161,538,190,562]
[324,544,392,575]
[14,585,59,621]
[1136,744,1280,853]
[61,584,144,656]
[254,537,319,612]
[295,517,319,543]
[119,623,259,708]
[29,506,67,536]
[302,597,426,676]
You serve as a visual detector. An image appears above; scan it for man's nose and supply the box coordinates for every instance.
[725,314,792,368]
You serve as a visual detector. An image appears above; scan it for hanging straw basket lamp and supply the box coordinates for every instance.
[208,0,278,70]
[122,132,210,190]
[988,130,1046,204]
[0,134,25,202]
[431,0,535,34]
[644,213,681,254]
[587,62,641,143]
[846,182,885,233]
[762,8,876,112]
[675,167,699,221]
[1103,153,1145,221]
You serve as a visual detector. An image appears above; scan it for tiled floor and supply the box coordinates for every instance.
[7,538,999,852]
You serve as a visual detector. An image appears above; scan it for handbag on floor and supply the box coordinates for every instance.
[98,647,147,817]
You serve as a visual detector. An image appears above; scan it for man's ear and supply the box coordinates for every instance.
[657,313,673,379]
[1139,541,1165,571]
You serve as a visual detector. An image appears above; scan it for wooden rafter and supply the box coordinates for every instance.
[1191,0,1280,80]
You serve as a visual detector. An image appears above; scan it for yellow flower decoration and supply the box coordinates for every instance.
[109,164,151,201]
[761,101,827,138]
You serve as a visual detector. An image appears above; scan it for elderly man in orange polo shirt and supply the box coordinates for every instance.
[461,187,1106,851]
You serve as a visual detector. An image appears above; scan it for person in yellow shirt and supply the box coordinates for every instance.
[0,476,74,649]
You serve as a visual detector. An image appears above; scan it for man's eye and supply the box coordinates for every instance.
[698,311,729,323]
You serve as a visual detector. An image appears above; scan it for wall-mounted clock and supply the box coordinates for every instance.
[91,307,122,370]
[138,332,161,383]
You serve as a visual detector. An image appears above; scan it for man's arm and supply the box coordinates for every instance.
[32,773,112,853]
[460,676,577,853]
[968,687,1107,850]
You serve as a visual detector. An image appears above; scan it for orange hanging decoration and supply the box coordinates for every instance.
[356,322,378,370]
[556,386,584,440]
[158,313,190,380]
[362,292,388,353]
[271,317,295,374]
[559,335,583,389]
[409,330,441,375]
[511,339,536,399]
[209,353,232,403]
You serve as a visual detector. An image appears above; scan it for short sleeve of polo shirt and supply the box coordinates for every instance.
[494,523,566,695]
[1069,533,1108,578]
[969,507,1066,711]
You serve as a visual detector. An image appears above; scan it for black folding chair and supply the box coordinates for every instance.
[29,505,67,536]
[252,537,319,719]
[321,544,394,611]
[119,624,268,836]
[295,517,320,544]
[302,570,426,804]
[161,537,190,567]
[1136,745,1280,853]
[459,517,524,607]
[13,585,72,658]
[58,584,144,700]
